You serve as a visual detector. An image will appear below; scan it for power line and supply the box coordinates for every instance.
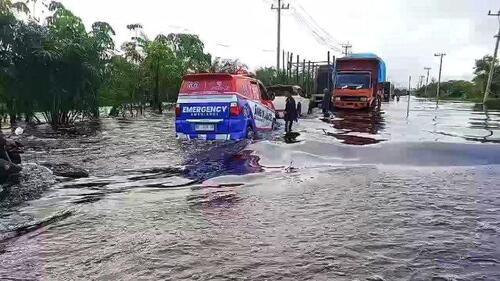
[292,1,343,46]
[262,0,344,53]
[289,10,342,52]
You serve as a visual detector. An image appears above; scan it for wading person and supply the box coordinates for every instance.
[284,92,298,133]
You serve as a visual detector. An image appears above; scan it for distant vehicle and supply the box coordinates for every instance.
[312,65,334,108]
[333,53,387,110]
[380,81,393,102]
[175,73,275,140]
[267,85,310,118]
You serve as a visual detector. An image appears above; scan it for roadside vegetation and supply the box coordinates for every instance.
[0,0,236,127]
[414,55,500,108]
[2,1,499,129]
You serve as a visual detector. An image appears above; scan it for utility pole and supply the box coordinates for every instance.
[407,75,411,118]
[282,50,285,75]
[419,75,425,89]
[341,42,352,56]
[327,51,331,91]
[424,67,431,97]
[434,53,446,107]
[271,0,290,72]
[483,9,500,104]
[296,54,300,84]
[307,61,311,95]
[302,59,306,87]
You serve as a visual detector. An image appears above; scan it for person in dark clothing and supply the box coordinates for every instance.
[284,92,298,133]
[322,88,331,117]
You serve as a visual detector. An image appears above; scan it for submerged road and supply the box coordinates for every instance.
[1,98,499,280]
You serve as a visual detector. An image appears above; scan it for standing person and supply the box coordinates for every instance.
[322,88,331,117]
[284,92,298,133]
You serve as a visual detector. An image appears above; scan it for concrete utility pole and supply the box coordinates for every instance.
[418,75,425,89]
[327,51,331,91]
[483,9,500,104]
[424,67,431,97]
[407,75,411,118]
[296,54,299,84]
[434,53,446,107]
[341,42,352,56]
[271,0,290,72]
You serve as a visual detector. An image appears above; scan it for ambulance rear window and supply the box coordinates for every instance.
[180,76,234,94]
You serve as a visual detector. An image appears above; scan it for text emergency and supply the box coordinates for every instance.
[182,105,228,117]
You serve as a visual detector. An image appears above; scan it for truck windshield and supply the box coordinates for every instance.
[335,73,371,89]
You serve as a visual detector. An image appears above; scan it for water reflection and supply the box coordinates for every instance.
[469,105,500,143]
[320,109,386,145]
[181,141,263,180]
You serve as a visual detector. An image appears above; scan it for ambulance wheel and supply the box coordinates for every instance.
[246,125,255,140]
[296,102,302,117]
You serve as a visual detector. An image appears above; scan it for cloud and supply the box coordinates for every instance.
[58,0,500,85]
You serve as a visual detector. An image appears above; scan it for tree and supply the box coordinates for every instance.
[256,67,278,86]
[209,57,247,73]
[1,2,216,124]
[473,55,500,98]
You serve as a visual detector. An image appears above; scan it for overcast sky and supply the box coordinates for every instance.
[55,0,499,87]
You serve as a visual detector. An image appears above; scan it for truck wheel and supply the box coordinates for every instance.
[296,102,302,117]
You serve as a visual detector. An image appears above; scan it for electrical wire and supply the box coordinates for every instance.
[292,1,343,46]
[263,0,344,53]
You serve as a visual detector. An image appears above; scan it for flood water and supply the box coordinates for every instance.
[1,98,500,280]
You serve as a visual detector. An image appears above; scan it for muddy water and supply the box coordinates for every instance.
[1,98,499,280]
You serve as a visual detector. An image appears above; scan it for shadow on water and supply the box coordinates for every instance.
[320,109,386,145]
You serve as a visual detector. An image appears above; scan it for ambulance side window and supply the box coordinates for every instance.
[250,82,261,100]
[259,83,272,101]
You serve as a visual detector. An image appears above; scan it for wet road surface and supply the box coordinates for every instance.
[1,98,499,280]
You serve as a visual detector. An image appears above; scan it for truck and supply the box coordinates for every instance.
[332,53,387,110]
[312,64,334,108]
[380,81,394,102]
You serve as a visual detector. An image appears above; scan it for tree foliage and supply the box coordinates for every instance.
[0,1,213,125]
[415,55,500,100]
[209,57,247,73]
[473,55,500,98]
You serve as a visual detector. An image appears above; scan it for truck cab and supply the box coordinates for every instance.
[333,54,386,110]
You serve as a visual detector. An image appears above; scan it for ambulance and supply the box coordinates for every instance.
[175,73,276,140]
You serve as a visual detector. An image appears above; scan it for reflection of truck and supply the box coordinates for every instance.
[312,65,334,108]
[333,53,387,110]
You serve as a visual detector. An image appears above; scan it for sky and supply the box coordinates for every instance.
[43,0,500,87]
